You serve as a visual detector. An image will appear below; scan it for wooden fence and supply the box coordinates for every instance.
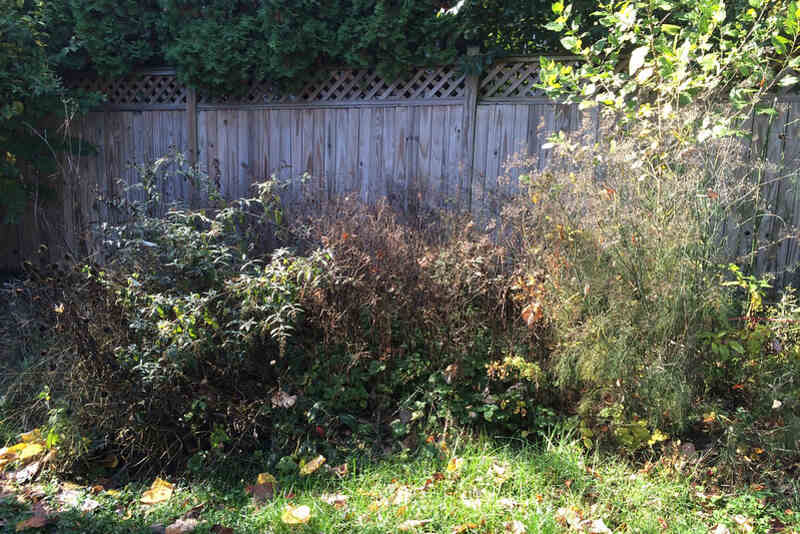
[3,57,800,289]
[1,57,591,270]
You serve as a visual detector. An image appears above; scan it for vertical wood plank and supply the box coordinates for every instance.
[238,109,251,198]
[472,104,491,215]
[415,105,432,211]
[461,72,480,211]
[370,107,383,203]
[430,106,446,209]
[382,107,397,205]
[187,88,198,168]
[324,109,337,200]
[291,110,304,204]
[358,107,372,203]
[445,105,464,209]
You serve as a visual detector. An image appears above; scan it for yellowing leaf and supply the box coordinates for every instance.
[19,430,42,443]
[446,457,464,473]
[281,504,311,525]
[1,443,27,460]
[300,455,325,476]
[452,523,478,533]
[140,478,174,505]
[257,473,277,485]
[18,443,44,462]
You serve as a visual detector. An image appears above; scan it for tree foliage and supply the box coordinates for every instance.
[0,0,62,223]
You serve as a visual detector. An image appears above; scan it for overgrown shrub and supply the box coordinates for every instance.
[0,157,560,474]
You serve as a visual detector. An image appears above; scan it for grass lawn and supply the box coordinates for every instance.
[1,433,798,534]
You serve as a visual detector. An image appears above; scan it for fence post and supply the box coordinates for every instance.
[461,48,480,212]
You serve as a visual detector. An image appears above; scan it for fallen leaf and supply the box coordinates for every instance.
[141,478,174,505]
[183,503,205,519]
[300,455,325,476]
[329,463,349,478]
[13,462,41,483]
[18,443,44,462]
[15,516,48,531]
[710,524,731,534]
[397,519,432,531]
[245,482,274,504]
[281,504,311,525]
[497,497,518,510]
[271,390,297,409]
[320,493,348,510]
[491,462,511,483]
[580,518,612,533]
[257,473,277,485]
[556,507,583,530]
[19,430,42,443]
[390,486,412,506]
[447,457,464,473]
[505,520,527,534]
[210,526,234,534]
[733,515,753,534]
[165,518,199,534]
[452,522,478,533]
[443,363,460,384]
[15,503,49,531]
[461,497,481,510]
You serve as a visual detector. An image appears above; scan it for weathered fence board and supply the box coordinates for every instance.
[5,57,800,289]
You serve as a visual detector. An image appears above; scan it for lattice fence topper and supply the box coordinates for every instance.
[67,61,562,107]
[67,72,188,107]
[479,61,550,99]
[198,65,467,104]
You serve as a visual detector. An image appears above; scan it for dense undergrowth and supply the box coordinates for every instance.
[1,116,800,486]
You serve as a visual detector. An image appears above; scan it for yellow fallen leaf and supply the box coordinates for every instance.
[452,523,478,533]
[0,443,27,460]
[62,482,83,491]
[281,504,311,524]
[105,489,121,497]
[140,477,174,505]
[257,473,277,485]
[19,430,42,443]
[300,455,325,476]
[447,457,464,473]
[18,443,45,462]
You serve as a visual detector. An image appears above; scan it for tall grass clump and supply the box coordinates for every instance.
[516,0,800,461]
